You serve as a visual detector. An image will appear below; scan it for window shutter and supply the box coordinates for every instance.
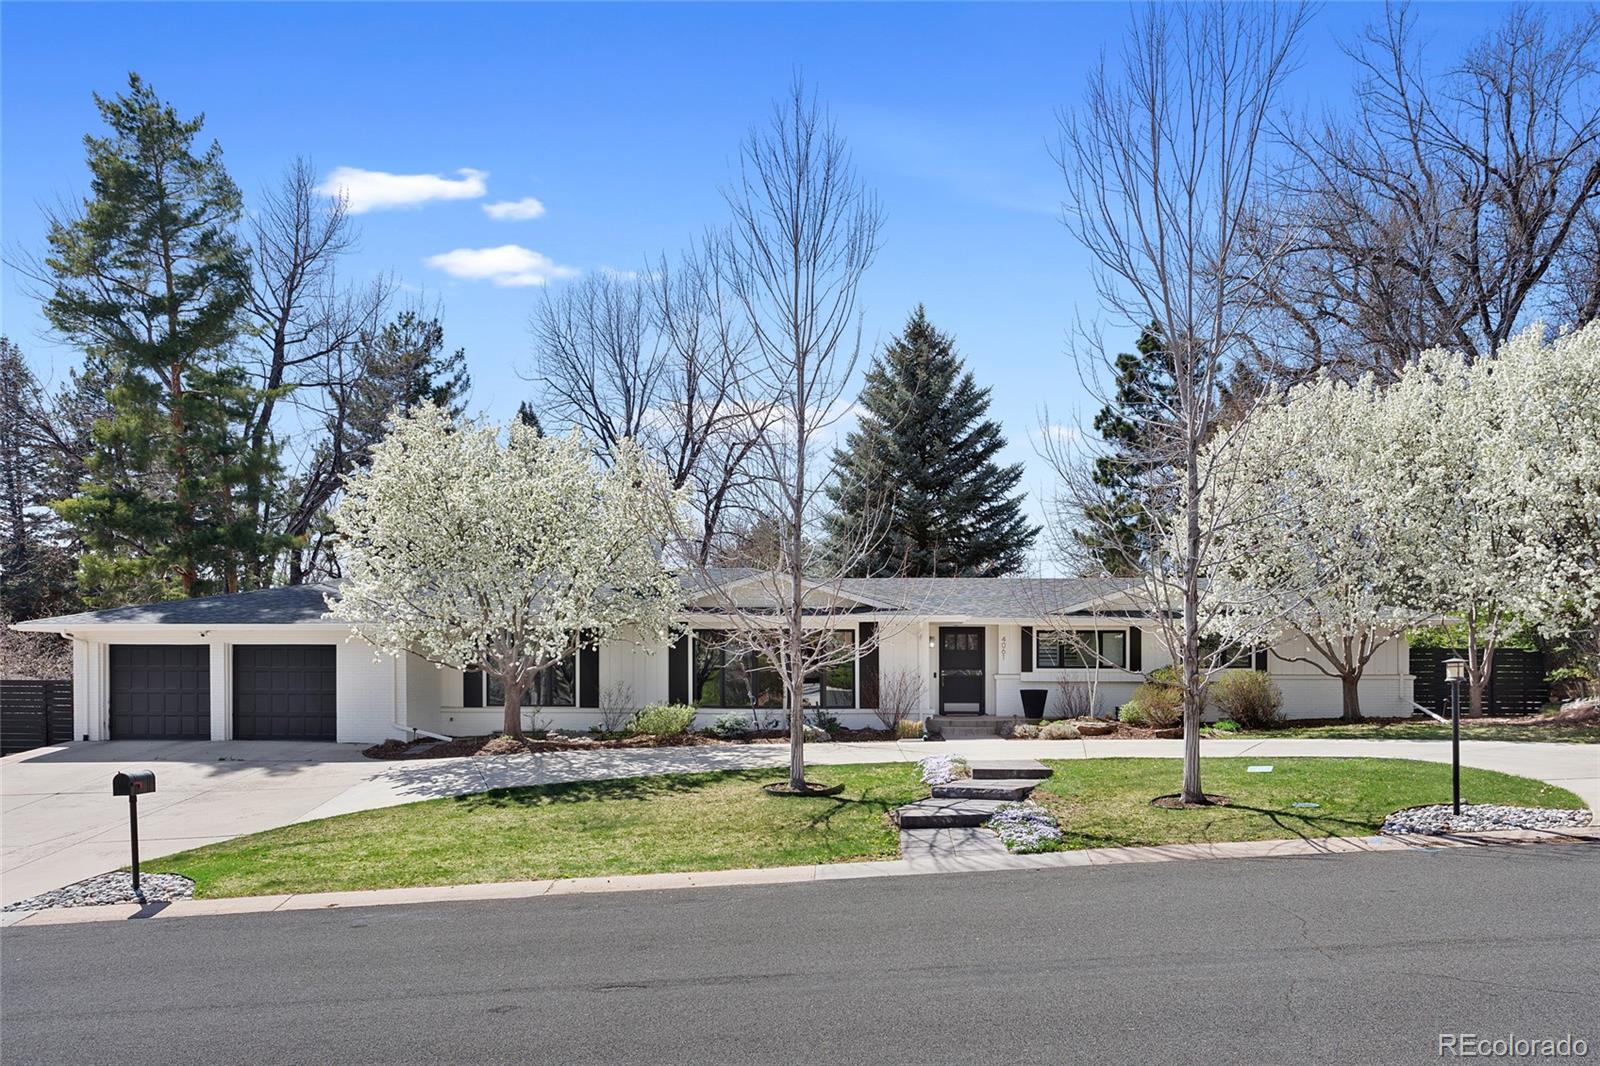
[463,670,483,708]
[579,643,600,708]
[1021,626,1033,672]
[1254,647,1269,673]
[858,622,880,709]
[668,632,690,705]
[1127,627,1142,672]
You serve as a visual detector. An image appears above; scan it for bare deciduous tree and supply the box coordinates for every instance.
[1052,1,1312,804]
[531,241,767,562]
[873,668,924,732]
[682,81,889,793]
[243,158,391,585]
[1264,3,1600,380]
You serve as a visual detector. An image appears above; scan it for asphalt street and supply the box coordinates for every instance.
[3,844,1596,1066]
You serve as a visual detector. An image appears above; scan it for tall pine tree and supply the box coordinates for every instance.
[43,74,281,604]
[826,306,1037,576]
[1073,323,1176,576]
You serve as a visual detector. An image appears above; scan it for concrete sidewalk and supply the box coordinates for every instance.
[4,734,1594,905]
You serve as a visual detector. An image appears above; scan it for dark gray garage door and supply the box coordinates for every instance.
[109,645,211,739]
[232,645,337,741]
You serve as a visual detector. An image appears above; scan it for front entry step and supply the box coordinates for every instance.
[967,759,1051,780]
[930,778,1042,802]
[892,797,1011,829]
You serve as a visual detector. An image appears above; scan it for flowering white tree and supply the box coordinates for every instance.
[1207,321,1600,719]
[1201,376,1431,721]
[1485,323,1600,639]
[330,404,685,737]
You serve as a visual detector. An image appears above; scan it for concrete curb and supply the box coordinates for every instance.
[5,824,1595,928]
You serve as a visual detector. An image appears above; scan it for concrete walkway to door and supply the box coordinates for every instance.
[3,735,1594,906]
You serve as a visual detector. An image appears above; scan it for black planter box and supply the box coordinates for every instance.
[1020,689,1048,720]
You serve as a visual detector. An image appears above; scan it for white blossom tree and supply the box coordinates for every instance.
[330,404,685,737]
[1200,376,1431,721]
[1486,322,1600,640]
[1206,321,1600,719]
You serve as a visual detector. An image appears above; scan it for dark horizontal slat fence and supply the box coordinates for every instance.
[0,680,74,755]
[1410,647,1548,717]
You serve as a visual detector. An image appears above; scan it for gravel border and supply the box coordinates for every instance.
[3,871,196,912]
[1381,804,1592,836]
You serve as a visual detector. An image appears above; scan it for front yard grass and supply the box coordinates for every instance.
[1254,719,1598,744]
[147,757,1586,898]
[1030,757,1585,850]
[149,764,925,898]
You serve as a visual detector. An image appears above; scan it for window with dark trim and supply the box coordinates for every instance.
[1035,629,1128,670]
[692,629,857,709]
[471,656,578,707]
[693,630,784,710]
[802,630,856,709]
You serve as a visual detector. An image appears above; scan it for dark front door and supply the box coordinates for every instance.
[939,627,986,715]
[233,645,337,741]
[109,644,211,739]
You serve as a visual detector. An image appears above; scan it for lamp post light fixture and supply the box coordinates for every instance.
[1444,657,1468,815]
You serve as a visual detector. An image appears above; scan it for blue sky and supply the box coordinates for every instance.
[1,1,1510,543]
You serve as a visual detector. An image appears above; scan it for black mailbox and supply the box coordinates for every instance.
[112,770,156,796]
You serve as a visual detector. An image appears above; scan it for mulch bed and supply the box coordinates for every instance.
[762,781,846,798]
[1151,793,1231,809]
[363,727,898,760]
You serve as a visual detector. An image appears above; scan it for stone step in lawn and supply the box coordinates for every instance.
[930,778,1043,802]
[968,759,1052,781]
[892,797,1012,829]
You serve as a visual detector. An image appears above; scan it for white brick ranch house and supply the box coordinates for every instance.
[11,570,1418,745]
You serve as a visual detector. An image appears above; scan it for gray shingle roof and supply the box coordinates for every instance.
[14,583,340,629]
[12,572,1144,631]
[689,568,1140,617]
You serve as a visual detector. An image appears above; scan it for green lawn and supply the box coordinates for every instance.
[1031,757,1585,850]
[148,764,925,898]
[1250,720,1598,744]
[147,757,1586,898]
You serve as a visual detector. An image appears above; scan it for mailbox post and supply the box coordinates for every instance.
[112,770,156,897]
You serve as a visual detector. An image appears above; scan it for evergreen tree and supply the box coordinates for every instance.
[825,306,1037,576]
[1074,323,1176,575]
[515,401,543,434]
[42,75,280,604]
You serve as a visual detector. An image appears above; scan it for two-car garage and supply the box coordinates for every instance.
[108,644,337,741]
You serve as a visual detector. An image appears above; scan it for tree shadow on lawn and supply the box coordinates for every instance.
[1044,796,1381,852]
[447,768,917,821]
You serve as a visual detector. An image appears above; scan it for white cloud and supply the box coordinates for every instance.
[425,245,580,287]
[318,166,487,214]
[482,197,547,221]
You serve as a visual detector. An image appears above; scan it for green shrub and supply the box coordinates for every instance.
[896,718,924,740]
[1210,718,1241,734]
[1039,720,1081,740]
[1210,670,1283,729]
[625,703,698,738]
[807,709,843,736]
[1122,674,1184,729]
[1011,722,1040,739]
[708,713,749,738]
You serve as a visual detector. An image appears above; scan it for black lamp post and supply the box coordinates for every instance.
[1444,657,1467,815]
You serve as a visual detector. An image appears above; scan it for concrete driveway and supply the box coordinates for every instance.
[3,735,1595,906]
[1,742,384,905]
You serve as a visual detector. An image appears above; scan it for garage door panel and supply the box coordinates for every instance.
[233,645,336,741]
[109,645,211,739]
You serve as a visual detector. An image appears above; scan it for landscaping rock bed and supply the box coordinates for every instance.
[1381,804,1592,836]
[3,871,195,912]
